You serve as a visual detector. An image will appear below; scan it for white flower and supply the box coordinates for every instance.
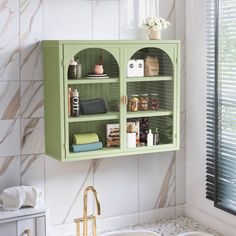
[144,16,170,30]
[149,19,155,27]
[153,25,158,31]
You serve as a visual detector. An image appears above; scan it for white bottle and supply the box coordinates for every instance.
[147,129,153,146]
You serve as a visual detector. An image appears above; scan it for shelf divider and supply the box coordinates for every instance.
[67,78,119,84]
[126,109,172,118]
[67,112,119,123]
[126,76,172,82]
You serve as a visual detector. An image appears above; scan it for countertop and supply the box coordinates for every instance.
[0,206,46,224]
[100,216,222,236]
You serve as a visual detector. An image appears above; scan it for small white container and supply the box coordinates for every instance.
[147,129,153,146]
[135,59,144,77]
[127,133,136,148]
[127,60,136,77]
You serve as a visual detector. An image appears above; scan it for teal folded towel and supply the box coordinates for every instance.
[71,141,103,152]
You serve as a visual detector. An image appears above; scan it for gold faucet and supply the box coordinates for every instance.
[74,186,101,236]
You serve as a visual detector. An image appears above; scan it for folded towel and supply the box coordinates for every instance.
[71,141,103,152]
[0,186,43,211]
[73,133,99,145]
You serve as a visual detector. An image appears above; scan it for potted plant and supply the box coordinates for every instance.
[144,17,170,40]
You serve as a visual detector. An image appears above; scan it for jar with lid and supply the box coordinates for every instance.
[127,94,139,112]
[148,93,160,110]
[139,94,149,111]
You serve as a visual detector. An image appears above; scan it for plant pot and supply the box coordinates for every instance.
[147,28,161,40]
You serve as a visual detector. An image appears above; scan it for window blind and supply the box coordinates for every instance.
[206,0,236,215]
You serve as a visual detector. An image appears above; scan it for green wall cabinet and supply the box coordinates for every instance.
[43,40,180,161]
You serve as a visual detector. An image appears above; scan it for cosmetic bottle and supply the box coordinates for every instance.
[153,128,160,145]
[147,129,153,146]
[71,89,80,117]
[68,58,77,80]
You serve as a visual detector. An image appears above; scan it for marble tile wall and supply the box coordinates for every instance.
[0,0,186,233]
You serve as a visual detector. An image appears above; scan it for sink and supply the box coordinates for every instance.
[177,232,214,236]
[104,230,161,236]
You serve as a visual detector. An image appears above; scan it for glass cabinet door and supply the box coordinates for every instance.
[124,44,179,152]
[63,45,124,160]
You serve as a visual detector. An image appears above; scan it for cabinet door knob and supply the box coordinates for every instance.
[23,229,30,236]
[120,95,127,105]
[124,95,127,105]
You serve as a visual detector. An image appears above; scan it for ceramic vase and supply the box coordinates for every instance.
[94,64,104,75]
[148,28,161,40]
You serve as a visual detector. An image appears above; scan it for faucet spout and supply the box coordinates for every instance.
[83,186,101,217]
[78,186,101,236]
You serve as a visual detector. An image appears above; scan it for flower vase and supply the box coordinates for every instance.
[148,28,161,40]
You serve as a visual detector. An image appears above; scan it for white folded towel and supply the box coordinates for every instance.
[0,186,43,211]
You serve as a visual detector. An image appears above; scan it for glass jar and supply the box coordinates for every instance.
[127,94,139,112]
[148,93,160,110]
[139,94,149,111]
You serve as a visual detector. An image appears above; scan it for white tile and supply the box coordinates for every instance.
[21,118,45,155]
[94,156,139,218]
[20,154,45,192]
[21,81,44,118]
[175,149,186,205]
[45,156,93,225]
[97,213,139,232]
[0,156,20,192]
[93,0,119,39]
[186,32,207,99]
[175,0,186,40]
[0,82,20,120]
[139,206,176,224]
[119,0,147,39]
[159,0,175,40]
[43,0,92,39]
[186,97,207,169]
[20,0,43,81]
[180,111,186,148]
[186,0,206,34]
[186,166,206,207]
[0,119,20,157]
[139,152,176,212]
[0,0,19,81]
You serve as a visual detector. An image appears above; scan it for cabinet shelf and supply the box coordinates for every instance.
[68,147,121,160]
[43,40,180,161]
[126,76,172,82]
[126,109,172,119]
[67,78,119,84]
[67,112,119,123]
